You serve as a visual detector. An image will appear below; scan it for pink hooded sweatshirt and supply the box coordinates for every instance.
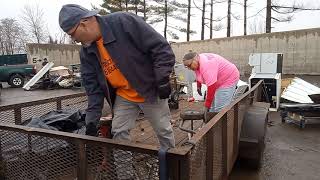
[195,53,239,107]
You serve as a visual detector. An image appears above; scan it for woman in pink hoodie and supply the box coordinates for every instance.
[183,52,239,112]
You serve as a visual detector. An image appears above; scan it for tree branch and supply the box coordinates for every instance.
[204,15,227,22]
[247,7,266,18]
[192,0,226,12]
[272,5,320,11]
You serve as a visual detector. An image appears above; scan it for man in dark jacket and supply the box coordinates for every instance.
[59,4,175,150]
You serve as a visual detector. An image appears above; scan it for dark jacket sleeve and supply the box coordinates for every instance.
[120,13,175,84]
[80,50,104,127]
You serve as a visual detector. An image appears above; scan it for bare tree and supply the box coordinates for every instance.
[193,0,226,39]
[0,18,27,55]
[227,0,231,37]
[201,0,206,40]
[143,0,147,21]
[266,0,320,33]
[266,0,272,33]
[21,3,48,43]
[209,0,214,38]
[249,17,265,34]
[243,0,264,35]
[192,0,207,39]
[0,24,4,55]
[57,31,68,44]
[244,0,247,35]
[209,0,227,38]
[187,0,191,41]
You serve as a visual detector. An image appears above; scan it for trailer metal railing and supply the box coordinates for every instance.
[0,81,262,180]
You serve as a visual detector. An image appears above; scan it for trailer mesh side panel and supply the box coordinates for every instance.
[0,130,77,180]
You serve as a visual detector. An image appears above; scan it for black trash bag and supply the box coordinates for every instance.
[24,109,86,133]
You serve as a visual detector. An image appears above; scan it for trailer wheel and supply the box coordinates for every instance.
[9,74,24,88]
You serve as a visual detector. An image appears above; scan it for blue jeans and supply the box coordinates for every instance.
[209,82,238,112]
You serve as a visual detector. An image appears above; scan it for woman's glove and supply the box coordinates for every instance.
[197,87,202,96]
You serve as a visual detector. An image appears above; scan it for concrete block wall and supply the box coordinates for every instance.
[25,28,320,75]
[171,28,320,75]
[26,44,81,71]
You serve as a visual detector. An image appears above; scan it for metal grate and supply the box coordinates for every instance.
[188,121,224,180]
[0,110,15,124]
[189,137,207,180]
[0,93,87,125]
[227,107,235,173]
[0,127,161,180]
[61,96,87,110]
[21,102,57,123]
[86,144,159,180]
[212,121,223,180]
[0,130,77,180]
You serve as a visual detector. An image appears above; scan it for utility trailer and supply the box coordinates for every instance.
[0,81,265,180]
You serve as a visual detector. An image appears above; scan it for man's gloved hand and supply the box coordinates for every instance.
[197,87,202,96]
[86,123,98,136]
[158,81,172,99]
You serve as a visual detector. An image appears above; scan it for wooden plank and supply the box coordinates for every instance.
[132,118,204,147]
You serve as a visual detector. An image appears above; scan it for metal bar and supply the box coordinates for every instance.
[233,103,239,163]
[0,92,86,111]
[221,114,228,180]
[249,91,254,105]
[0,123,188,156]
[57,100,62,110]
[0,131,4,179]
[191,120,194,137]
[14,107,22,125]
[77,141,87,180]
[206,128,214,180]
[167,155,180,180]
[255,84,263,102]
[179,154,190,180]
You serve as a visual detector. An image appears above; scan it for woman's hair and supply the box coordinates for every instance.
[183,52,197,61]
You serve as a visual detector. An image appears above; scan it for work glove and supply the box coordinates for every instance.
[197,87,202,96]
[158,81,172,99]
[85,123,98,136]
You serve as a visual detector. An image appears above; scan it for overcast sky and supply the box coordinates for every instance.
[1,0,320,42]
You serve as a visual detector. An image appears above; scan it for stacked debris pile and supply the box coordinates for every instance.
[23,63,82,90]
[280,77,320,128]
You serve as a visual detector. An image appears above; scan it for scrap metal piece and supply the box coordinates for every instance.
[23,62,54,90]
[281,77,320,103]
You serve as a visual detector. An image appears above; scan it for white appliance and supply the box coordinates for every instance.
[248,53,283,111]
